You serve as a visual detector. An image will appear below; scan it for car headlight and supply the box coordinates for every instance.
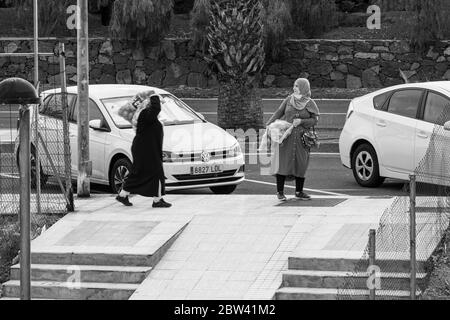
[227,143,242,158]
[162,151,173,163]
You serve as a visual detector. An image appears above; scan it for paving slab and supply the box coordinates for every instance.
[16,194,406,300]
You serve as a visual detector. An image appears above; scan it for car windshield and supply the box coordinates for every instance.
[101,94,203,128]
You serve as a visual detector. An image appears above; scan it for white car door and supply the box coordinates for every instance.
[373,89,424,175]
[69,98,108,181]
[414,91,450,179]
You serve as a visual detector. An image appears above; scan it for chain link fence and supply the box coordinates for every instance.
[0,61,73,236]
[338,103,450,300]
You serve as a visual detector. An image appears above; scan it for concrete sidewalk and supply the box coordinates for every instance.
[18,194,395,300]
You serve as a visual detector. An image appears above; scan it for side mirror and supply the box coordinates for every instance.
[444,121,450,131]
[89,119,109,132]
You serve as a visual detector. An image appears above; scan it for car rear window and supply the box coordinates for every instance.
[373,91,390,110]
[387,89,423,119]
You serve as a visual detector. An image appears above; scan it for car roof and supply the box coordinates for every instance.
[370,81,450,96]
[41,84,169,100]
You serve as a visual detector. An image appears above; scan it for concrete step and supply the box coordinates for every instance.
[2,280,139,300]
[288,257,427,273]
[10,264,152,284]
[282,270,427,291]
[275,287,413,300]
[31,252,157,267]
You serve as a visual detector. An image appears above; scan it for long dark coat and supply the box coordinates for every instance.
[124,96,166,197]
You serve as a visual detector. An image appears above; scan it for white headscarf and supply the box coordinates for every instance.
[290,78,312,111]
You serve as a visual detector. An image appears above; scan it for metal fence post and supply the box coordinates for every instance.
[409,174,417,300]
[59,42,74,212]
[369,229,376,300]
[33,0,41,216]
[19,105,31,300]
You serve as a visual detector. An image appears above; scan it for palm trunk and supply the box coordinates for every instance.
[217,83,264,131]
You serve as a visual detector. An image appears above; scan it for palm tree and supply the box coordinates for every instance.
[206,0,265,131]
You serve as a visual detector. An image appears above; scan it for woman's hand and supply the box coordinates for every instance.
[293,119,302,127]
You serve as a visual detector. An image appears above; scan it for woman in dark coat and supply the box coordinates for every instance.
[116,93,172,208]
[266,78,320,201]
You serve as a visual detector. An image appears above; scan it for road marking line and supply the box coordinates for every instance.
[244,178,350,197]
[244,152,340,156]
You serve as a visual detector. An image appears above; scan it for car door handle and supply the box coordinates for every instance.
[417,132,428,139]
[376,121,386,127]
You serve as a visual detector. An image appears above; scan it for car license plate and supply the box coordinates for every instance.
[191,165,223,175]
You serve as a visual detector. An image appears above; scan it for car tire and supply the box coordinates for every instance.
[16,144,48,189]
[210,185,237,194]
[109,158,132,194]
[351,144,384,188]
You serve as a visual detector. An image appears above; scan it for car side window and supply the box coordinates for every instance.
[40,94,75,119]
[373,91,391,110]
[40,94,63,119]
[71,99,106,124]
[387,90,423,119]
[423,92,450,126]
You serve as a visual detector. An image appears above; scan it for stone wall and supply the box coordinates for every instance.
[0,38,449,89]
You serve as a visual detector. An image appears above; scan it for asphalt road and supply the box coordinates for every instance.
[83,154,407,197]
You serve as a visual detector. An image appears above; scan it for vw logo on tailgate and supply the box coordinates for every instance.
[201,151,211,163]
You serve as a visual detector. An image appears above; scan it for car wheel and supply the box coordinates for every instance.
[351,144,384,188]
[109,158,132,194]
[210,185,237,194]
[16,145,48,189]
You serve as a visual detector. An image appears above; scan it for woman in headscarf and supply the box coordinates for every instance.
[116,91,172,208]
[266,78,320,201]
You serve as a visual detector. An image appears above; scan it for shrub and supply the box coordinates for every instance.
[190,0,211,51]
[5,0,76,36]
[289,0,339,38]
[261,0,292,61]
[411,0,450,50]
[173,0,195,14]
[110,0,174,45]
[335,0,370,12]
[0,221,20,284]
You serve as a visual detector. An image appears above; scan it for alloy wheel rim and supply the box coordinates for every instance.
[355,151,373,181]
[114,165,129,192]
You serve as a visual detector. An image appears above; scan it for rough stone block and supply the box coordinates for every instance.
[116,69,132,84]
[346,75,362,89]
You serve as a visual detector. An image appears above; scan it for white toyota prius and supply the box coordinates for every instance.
[32,85,245,194]
[339,81,450,187]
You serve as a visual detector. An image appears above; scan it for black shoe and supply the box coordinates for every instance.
[277,192,287,202]
[116,195,133,207]
[295,192,311,201]
[152,199,172,208]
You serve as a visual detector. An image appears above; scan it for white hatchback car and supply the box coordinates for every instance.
[32,84,245,194]
[340,81,450,187]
